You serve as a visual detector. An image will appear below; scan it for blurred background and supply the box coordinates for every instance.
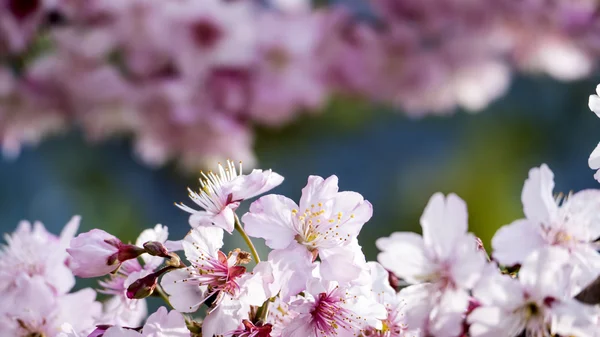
[1,74,599,261]
[2,0,600,266]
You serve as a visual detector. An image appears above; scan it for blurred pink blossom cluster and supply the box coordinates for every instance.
[2,0,600,167]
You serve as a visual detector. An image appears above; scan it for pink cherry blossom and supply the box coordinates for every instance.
[0,216,79,297]
[0,274,101,337]
[177,160,284,233]
[242,175,372,281]
[376,193,487,336]
[281,273,386,337]
[362,262,416,337]
[160,226,245,312]
[469,248,597,337]
[68,229,145,278]
[491,164,600,287]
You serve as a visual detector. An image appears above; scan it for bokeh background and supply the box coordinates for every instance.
[1,74,599,263]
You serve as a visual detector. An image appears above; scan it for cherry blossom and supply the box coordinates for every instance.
[0,274,101,337]
[0,216,79,297]
[177,160,284,233]
[242,175,372,282]
[469,248,597,337]
[376,193,487,336]
[491,164,600,291]
[281,268,386,337]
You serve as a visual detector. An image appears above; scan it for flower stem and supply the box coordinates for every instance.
[234,215,261,264]
[154,284,174,310]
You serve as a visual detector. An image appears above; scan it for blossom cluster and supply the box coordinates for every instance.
[2,0,600,168]
[2,159,600,337]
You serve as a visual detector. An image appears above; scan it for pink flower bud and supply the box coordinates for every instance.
[67,229,145,278]
[126,272,158,299]
[126,266,179,299]
[143,241,169,257]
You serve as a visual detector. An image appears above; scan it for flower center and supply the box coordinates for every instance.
[194,250,246,297]
[181,160,241,213]
[311,289,360,336]
[291,204,354,249]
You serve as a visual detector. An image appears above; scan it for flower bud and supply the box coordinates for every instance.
[126,273,158,299]
[67,229,146,278]
[143,241,170,257]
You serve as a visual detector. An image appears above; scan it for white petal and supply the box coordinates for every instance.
[588,143,600,169]
[420,193,468,259]
[491,219,545,266]
[268,242,313,301]
[588,89,600,117]
[319,245,364,284]
[202,295,248,337]
[468,307,525,337]
[429,289,470,337]
[376,232,434,284]
[448,234,486,289]
[228,169,284,200]
[183,226,224,260]
[242,195,298,249]
[366,261,396,298]
[521,164,557,225]
[550,299,598,337]
[298,175,339,211]
[188,211,216,228]
[281,313,314,337]
[103,327,142,337]
[472,266,524,309]
[329,191,373,237]
[518,247,570,298]
[160,269,207,313]
[567,189,600,241]
[211,206,236,233]
[397,284,435,332]
[59,215,81,247]
[143,307,189,337]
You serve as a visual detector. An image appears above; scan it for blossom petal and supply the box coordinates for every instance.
[319,244,364,284]
[521,164,557,225]
[420,193,468,259]
[330,191,373,238]
[518,247,570,298]
[183,226,224,260]
[103,327,141,337]
[212,206,236,233]
[242,195,298,249]
[228,169,284,200]
[202,295,248,337]
[588,142,600,170]
[143,307,190,337]
[298,175,339,211]
[188,211,215,228]
[160,269,207,313]
[491,219,545,267]
[268,242,313,301]
[588,87,600,117]
[376,232,433,284]
[472,266,524,309]
[448,234,486,289]
[468,307,524,337]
